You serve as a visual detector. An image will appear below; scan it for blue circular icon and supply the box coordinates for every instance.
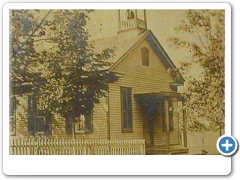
[217,135,238,156]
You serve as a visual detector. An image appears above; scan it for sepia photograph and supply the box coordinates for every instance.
[9,8,225,155]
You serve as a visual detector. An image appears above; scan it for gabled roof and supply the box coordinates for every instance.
[92,30,184,83]
[91,30,148,66]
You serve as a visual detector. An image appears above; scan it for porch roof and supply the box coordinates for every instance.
[134,91,185,101]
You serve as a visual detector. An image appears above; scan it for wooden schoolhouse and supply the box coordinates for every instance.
[10,10,188,155]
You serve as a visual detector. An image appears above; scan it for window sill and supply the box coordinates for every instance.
[121,129,133,133]
[35,131,46,135]
[75,130,93,134]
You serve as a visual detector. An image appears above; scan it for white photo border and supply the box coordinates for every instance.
[3,2,231,175]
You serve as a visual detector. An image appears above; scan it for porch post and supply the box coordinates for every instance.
[164,99,170,148]
[183,107,187,147]
[107,89,111,140]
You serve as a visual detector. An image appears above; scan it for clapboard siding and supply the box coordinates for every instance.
[11,36,181,146]
[109,39,177,141]
[13,95,108,139]
[50,96,108,139]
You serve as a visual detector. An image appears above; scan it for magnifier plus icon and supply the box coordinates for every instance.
[222,139,232,151]
[217,135,238,156]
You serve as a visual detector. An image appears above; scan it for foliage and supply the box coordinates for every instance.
[10,10,51,86]
[169,10,225,134]
[10,10,118,122]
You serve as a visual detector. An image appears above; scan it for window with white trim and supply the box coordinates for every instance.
[65,113,93,134]
[75,114,93,133]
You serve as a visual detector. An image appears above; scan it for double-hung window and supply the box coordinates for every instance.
[66,113,93,134]
[75,113,93,133]
[28,95,51,135]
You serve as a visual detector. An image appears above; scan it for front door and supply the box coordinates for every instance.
[143,118,154,146]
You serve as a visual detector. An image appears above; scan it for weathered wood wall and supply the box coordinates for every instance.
[109,39,179,144]
[11,38,180,146]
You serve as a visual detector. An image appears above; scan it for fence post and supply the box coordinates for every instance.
[72,139,75,155]
[108,139,111,155]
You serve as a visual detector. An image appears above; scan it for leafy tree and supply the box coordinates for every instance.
[39,10,118,134]
[10,10,51,94]
[169,10,225,136]
[10,10,118,136]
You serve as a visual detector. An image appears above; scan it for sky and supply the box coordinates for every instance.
[33,9,202,77]
[86,10,190,68]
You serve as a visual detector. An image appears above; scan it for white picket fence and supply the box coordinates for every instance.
[9,138,145,155]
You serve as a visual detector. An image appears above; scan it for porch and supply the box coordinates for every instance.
[134,91,188,154]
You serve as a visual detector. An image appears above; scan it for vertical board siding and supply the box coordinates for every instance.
[109,39,177,142]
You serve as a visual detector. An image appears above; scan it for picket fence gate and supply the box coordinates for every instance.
[9,138,145,155]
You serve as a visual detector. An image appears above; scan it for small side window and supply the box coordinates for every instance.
[74,113,93,134]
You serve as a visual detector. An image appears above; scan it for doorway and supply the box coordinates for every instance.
[143,118,154,146]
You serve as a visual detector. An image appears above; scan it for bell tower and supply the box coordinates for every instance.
[118,9,147,36]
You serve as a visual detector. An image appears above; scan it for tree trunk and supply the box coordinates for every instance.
[72,118,75,139]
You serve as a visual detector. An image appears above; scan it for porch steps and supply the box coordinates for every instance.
[146,146,189,155]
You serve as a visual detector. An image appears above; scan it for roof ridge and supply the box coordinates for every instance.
[89,29,149,43]
[88,34,119,43]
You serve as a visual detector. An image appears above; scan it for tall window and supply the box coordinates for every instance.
[141,47,149,66]
[10,96,16,136]
[121,87,133,133]
[28,95,51,135]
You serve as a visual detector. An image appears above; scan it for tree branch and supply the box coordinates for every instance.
[33,38,56,43]
[196,30,207,51]
[21,10,52,48]
[11,10,52,59]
